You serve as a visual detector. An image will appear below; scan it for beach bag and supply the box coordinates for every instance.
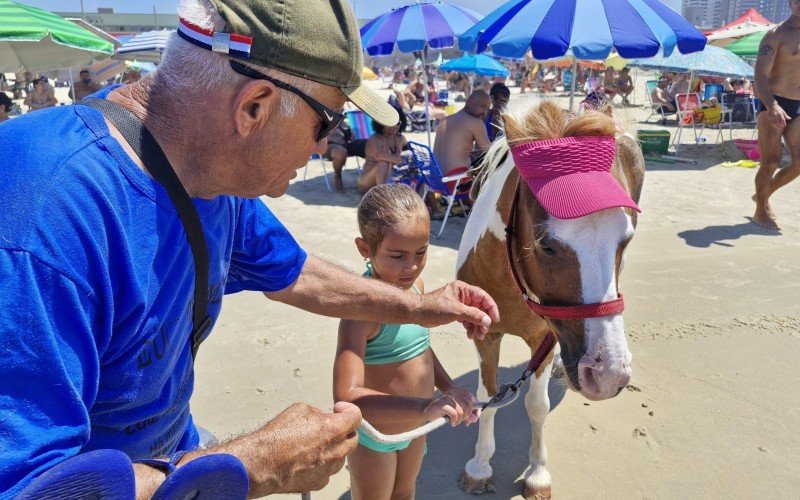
[693,103,722,125]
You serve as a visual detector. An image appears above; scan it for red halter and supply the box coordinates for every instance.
[504,177,626,322]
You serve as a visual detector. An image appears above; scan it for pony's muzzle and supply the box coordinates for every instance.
[577,354,631,401]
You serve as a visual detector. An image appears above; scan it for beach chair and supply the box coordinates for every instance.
[406,141,471,239]
[345,109,374,170]
[704,83,724,102]
[645,80,675,123]
[672,93,703,155]
[302,154,331,190]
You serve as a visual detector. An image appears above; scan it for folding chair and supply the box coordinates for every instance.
[302,154,331,190]
[345,109,374,171]
[704,83,723,101]
[406,141,471,239]
[672,93,704,154]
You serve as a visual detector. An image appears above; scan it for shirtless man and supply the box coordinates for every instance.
[752,1,800,231]
[433,90,491,176]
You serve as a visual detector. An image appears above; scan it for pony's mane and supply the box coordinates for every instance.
[470,102,617,201]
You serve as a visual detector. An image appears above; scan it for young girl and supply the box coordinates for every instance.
[334,184,480,499]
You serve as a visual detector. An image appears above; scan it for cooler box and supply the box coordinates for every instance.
[637,130,670,154]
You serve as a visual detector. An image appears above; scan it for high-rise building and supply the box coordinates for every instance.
[724,0,790,23]
[682,0,731,28]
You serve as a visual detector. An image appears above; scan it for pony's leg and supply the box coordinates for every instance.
[522,338,554,500]
[460,334,502,494]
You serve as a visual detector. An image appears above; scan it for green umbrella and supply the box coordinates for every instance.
[725,31,765,57]
[0,0,114,72]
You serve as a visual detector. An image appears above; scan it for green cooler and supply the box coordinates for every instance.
[637,130,670,154]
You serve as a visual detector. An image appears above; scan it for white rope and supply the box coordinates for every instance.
[357,389,522,444]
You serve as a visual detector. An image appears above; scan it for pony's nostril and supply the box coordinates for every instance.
[579,364,601,396]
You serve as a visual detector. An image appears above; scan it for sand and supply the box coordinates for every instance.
[42,77,800,498]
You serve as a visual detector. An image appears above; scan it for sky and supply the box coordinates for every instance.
[17,0,684,17]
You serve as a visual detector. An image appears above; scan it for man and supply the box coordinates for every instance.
[615,67,634,105]
[433,90,491,177]
[752,0,800,231]
[486,83,510,141]
[651,78,676,113]
[69,69,102,102]
[0,0,499,498]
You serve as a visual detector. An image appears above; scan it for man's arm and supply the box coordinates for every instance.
[266,256,498,339]
[472,117,491,151]
[754,30,789,130]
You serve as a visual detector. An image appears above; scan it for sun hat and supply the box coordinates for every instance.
[510,136,640,220]
[177,0,398,126]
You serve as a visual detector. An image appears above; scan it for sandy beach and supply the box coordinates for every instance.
[38,76,800,498]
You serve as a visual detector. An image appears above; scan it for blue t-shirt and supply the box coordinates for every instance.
[0,88,307,496]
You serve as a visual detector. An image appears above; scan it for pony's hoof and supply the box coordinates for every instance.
[459,471,496,494]
[523,484,552,499]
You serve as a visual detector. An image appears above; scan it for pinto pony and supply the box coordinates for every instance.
[456,102,645,498]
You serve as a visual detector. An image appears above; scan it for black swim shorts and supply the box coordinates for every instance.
[758,95,800,121]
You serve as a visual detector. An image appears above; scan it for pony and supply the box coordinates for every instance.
[456,101,645,498]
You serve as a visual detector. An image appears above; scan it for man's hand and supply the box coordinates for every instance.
[194,402,360,498]
[768,101,790,131]
[416,281,500,340]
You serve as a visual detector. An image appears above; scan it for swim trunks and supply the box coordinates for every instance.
[758,95,800,121]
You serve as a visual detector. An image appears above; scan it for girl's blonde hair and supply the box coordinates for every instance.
[357,184,428,251]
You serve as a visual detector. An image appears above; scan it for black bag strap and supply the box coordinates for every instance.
[82,98,212,359]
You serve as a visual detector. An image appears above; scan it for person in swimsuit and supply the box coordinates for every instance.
[334,184,480,499]
[486,83,510,141]
[356,107,409,193]
[23,78,57,112]
[752,1,800,231]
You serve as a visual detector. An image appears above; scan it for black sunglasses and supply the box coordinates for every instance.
[229,60,345,142]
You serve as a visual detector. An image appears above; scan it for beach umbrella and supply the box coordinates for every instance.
[459,0,706,109]
[628,45,754,78]
[360,2,482,57]
[0,0,114,72]
[360,2,483,146]
[724,31,765,58]
[441,54,509,77]
[114,30,173,63]
[605,53,628,70]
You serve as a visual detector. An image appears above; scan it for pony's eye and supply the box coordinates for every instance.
[540,246,556,256]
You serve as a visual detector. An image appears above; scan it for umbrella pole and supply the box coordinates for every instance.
[568,59,577,111]
[69,68,75,104]
[423,46,432,148]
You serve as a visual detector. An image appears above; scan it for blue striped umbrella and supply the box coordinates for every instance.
[629,45,754,78]
[360,2,482,56]
[459,0,707,61]
[113,29,173,63]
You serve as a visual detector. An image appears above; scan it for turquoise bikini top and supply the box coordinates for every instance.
[363,265,431,365]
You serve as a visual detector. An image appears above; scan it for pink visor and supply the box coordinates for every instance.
[510,136,640,220]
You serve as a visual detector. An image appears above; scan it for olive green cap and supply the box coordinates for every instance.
[210,0,398,126]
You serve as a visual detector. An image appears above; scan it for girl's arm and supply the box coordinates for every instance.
[432,350,455,394]
[334,318,430,425]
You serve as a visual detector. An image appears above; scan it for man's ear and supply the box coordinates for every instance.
[233,79,278,137]
[355,237,371,260]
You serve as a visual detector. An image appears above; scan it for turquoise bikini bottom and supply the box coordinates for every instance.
[356,429,428,454]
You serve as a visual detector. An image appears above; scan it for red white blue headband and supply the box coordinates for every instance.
[177,18,253,59]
